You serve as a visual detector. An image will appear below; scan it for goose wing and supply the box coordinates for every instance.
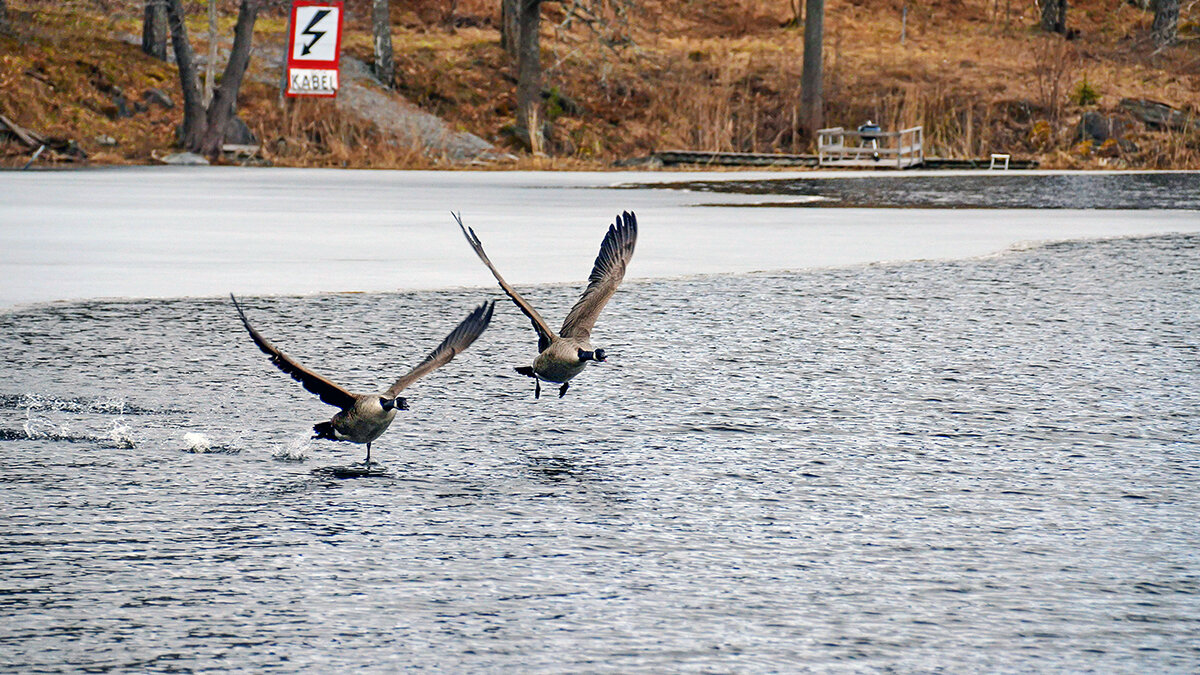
[385,300,495,397]
[560,211,638,341]
[454,212,557,352]
[230,294,357,410]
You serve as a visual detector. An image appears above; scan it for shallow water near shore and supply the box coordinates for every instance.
[652,170,1200,209]
[2,232,1198,672]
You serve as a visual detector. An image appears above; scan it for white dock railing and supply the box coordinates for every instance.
[817,126,924,169]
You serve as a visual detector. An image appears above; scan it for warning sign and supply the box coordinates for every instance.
[289,68,339,96]
[286,1,343,98]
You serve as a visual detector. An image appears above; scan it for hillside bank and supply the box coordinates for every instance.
[1,0,1198,169]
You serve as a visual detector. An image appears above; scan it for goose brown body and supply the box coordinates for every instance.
[326,396,398,446]
[532,341,591,384]
[231,295,494,463]
[456,211,638,398]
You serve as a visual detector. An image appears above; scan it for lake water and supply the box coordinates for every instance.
[2,169,1199,672]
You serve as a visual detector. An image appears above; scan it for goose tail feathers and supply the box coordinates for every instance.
[313,422,337,441]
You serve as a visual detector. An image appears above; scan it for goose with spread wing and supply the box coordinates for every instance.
[455,211,637,399]
[231,295,494,465]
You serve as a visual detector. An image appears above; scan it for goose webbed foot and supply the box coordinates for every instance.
[558,383,569,398]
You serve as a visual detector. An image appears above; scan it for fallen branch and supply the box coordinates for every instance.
[0,112,45,148]
[0,113,88,163]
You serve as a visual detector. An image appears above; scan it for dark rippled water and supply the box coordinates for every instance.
[654,172,1200,209]
[2,234,1199,672]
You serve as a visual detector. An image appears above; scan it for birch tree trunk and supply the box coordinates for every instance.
[799,0,824,135]
[205,0,217,106]
[372,0,395,86]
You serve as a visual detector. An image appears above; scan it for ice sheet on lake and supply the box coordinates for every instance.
[2,167,1198,308]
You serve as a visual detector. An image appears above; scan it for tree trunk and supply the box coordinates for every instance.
[0,0,9,34]
[166,0,261,158]
[799,0,824,135]
[372,0,395,86]
[198,1,261,158]
[515,0,544,153]
[1151,0,1178,46]
[1040,0,1066,34]
[142,0,169,59]
[500,0,520,57]
[164,0,206,149]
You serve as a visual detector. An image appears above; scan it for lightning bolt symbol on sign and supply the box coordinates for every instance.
[300,9,331,56]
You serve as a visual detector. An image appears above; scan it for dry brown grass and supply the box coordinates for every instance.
[2,0,1199,168]
[242,89,441,169]
[0,4,180,166]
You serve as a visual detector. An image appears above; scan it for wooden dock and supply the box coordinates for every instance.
[643,150,819,167]
[818,126,925,168]
[630,150,1036,170]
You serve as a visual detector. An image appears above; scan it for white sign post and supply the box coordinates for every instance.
[285,1,344,98]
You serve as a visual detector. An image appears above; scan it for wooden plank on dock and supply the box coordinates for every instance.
[650,151,820,168]
[629,150,1037,170]
[922,157,1039,170]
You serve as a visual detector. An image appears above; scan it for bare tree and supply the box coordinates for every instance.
[785,0,803,27]
[515,0,544,153]
[1152,0,1179,46]
[501,0,519,57]
[373,0,395,86]
[142,0,168,60]
[0,0,9,33]
[799,0,824,134]
[165,0,205,149]
[556,0,634,45]
[1040,0,1067,34]
[165,0,263,158]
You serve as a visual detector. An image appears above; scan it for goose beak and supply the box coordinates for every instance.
[593,349,607,362]
[396,397,410,411]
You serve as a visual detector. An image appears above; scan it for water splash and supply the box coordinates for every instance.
[181,432,240,454]
[22,413,56,440]
[107,420,135,449]
[272,435,312,462]
[183,432,212,453]
[2,393,149,415]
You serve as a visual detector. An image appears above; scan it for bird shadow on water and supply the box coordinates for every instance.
[310,463,392,479]
[524,455,591,483]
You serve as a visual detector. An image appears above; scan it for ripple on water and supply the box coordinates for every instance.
[0,234,1198,671]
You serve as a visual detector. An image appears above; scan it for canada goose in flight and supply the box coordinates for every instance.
[455,211,637,399]
[231,294,494,465]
